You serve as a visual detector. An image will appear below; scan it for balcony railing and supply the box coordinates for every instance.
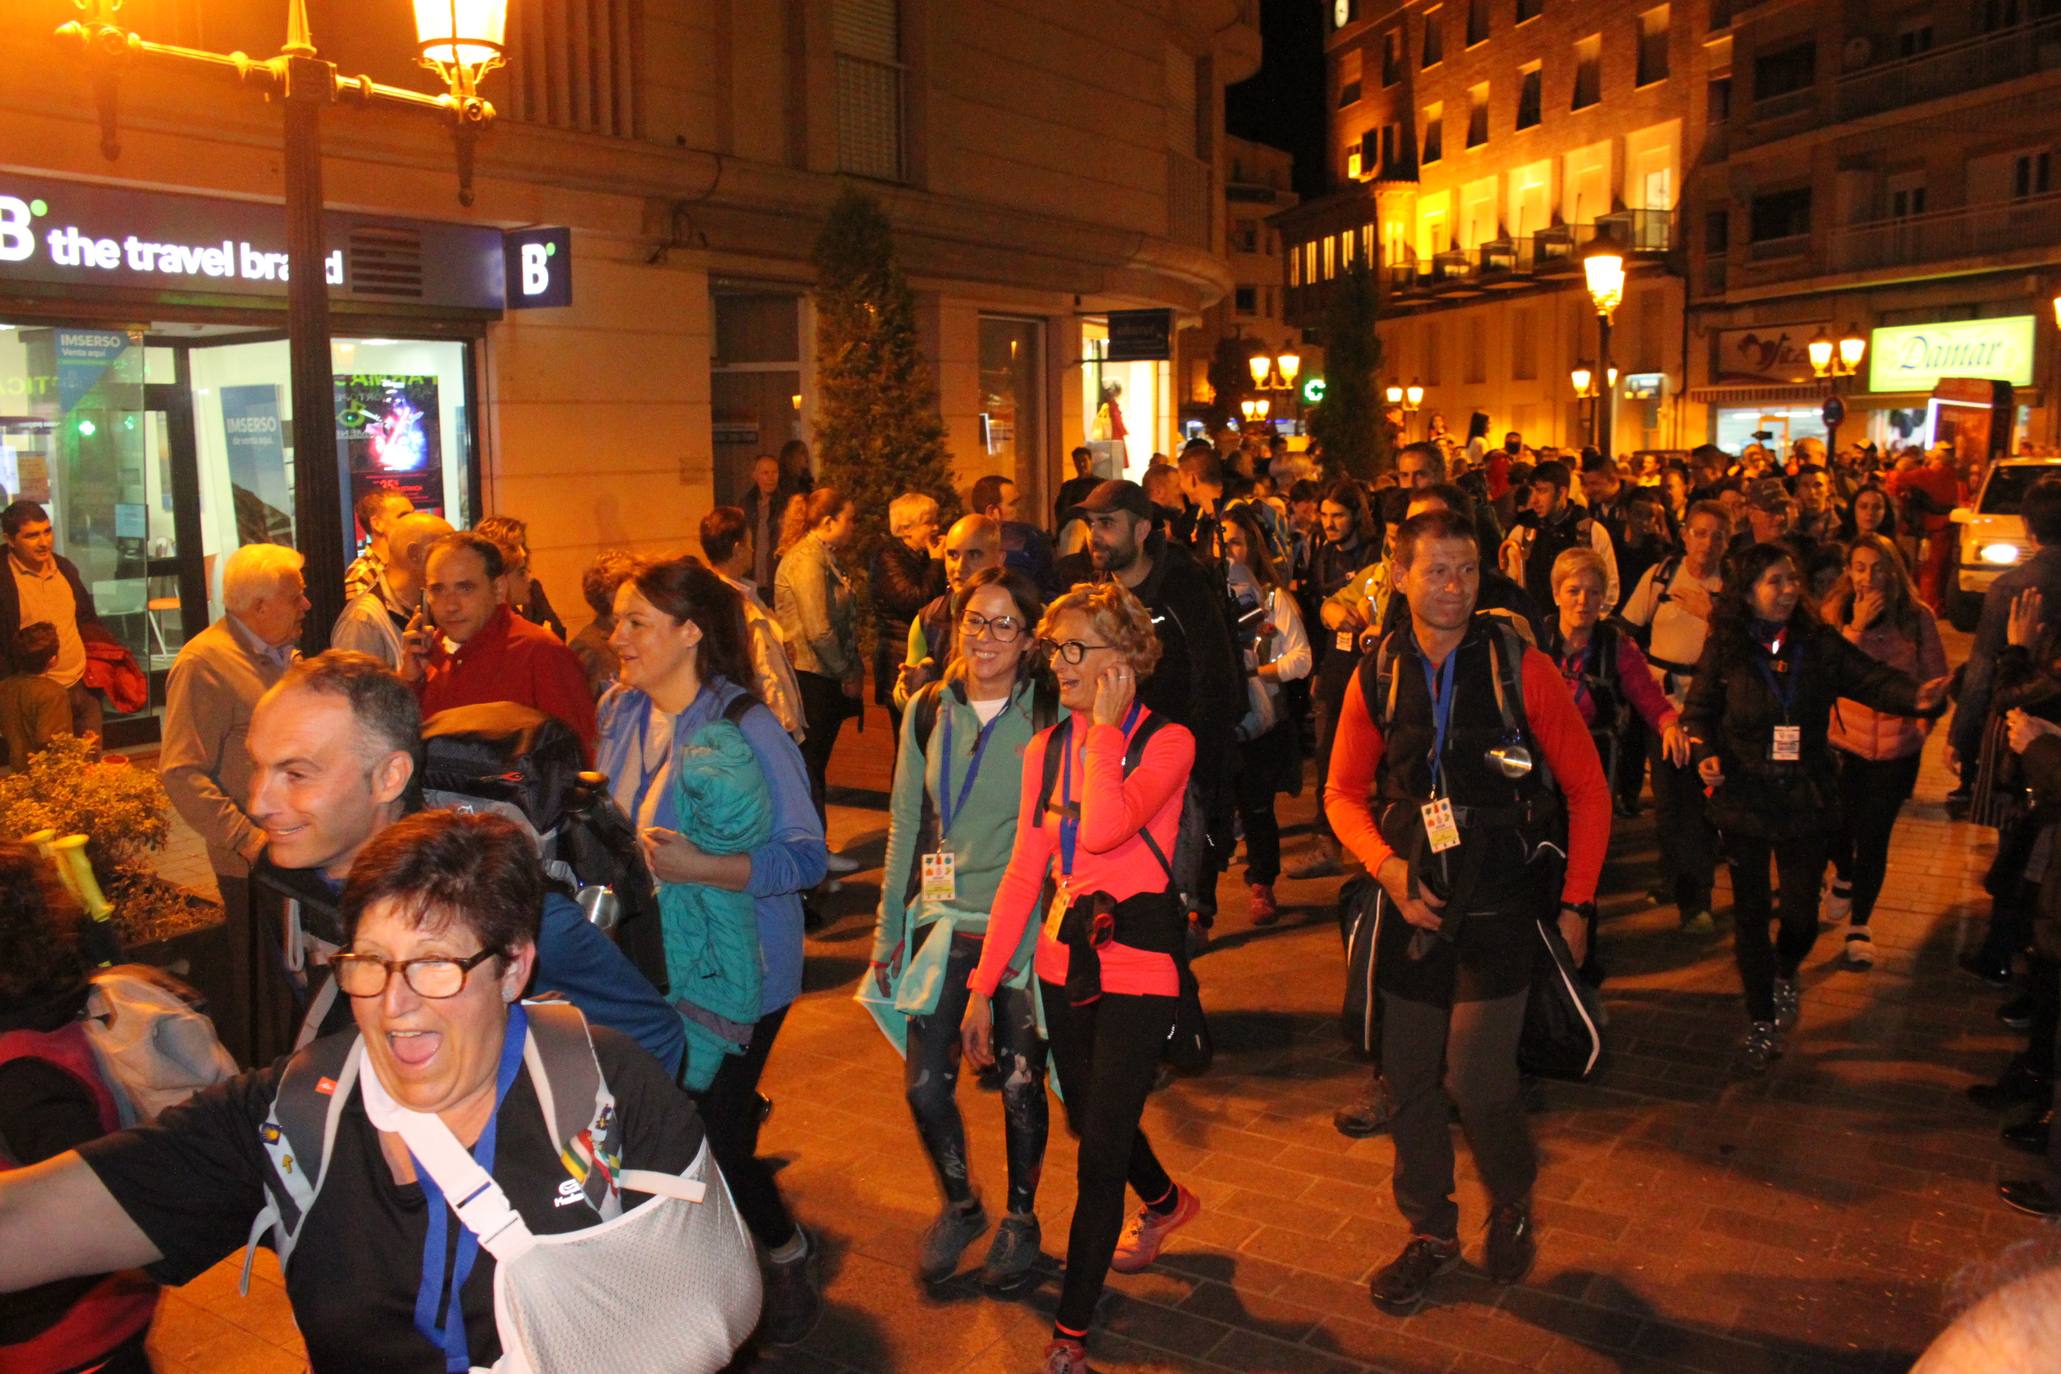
[1836,15,2061,123]
[1746,232,1811,262]
[1829,191,2061,274]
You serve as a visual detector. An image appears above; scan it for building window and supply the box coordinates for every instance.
[1289,249,1301,287]
[1896,20,1934,57]
[1467,0,1490,46]
[1323,236,1336,279]
[1382,29,1403,85]
[1703,208,1729,254]
[1517,63,1542,128]
[1423,103,1444,163]
[1511,305,1538,379]
[1889,176,1927,219]
[1234,286,1258,315]
[1572,35,1602,109]
[2016,151,2053,199]
[1467,83,1490,148]
[1637,6,1670,86]
[1337,48,1363,108]
[1752,39,1816,102]
[1985,0,2023,32]
[1422,7,1444,66]
[1346,146,1363,179]
[833,0,905,182]
[1516,0,1543,22]
[1707,75,1732,122]
[1749,187,1812,242]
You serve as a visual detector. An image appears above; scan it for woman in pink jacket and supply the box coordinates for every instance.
[1822,532,1947,969]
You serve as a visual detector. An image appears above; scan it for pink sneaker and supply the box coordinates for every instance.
[1248,882,1279,926]
[1109,1184,1200,1273]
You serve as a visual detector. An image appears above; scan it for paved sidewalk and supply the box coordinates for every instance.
[141,686,2051,1373]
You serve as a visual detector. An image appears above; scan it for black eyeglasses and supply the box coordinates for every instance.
[332,948,501,999]
[1041,638,1114,665]
[960,612,1025,643]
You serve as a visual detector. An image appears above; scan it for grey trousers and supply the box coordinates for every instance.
[1380,988,1535,1241]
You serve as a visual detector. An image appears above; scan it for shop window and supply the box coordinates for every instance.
[1748,187,1812,243]
[712,292,804,503]
[1752,39,1815,103]
[1466,0,1490,46]
[1422,105,1444,163]
[1516,63,1542,129]
[1637,7,1670,86]
[1467,83,1490,148]
[977,317,1041,488]
[1422,6,1444,66]
[1337,48,1363,108]
[1382,29,1403,85]
[1572,35,1602,109]
[2014,151,2053,200]
[834,0,906,181]
[1516,0,1543,20]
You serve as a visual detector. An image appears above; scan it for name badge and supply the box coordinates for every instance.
[1336,629,1356,653]
[1770,725,1802,762]
[920,851,956,903]
[1042,881,1072,940]
[1421,798,1461,853]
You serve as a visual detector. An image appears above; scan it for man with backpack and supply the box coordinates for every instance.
[244,650,686,1075]
[1324,509,1609,1314]
[1500,460,1619,614]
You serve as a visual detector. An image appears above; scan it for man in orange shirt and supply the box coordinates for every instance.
[1326,508,1610,1314]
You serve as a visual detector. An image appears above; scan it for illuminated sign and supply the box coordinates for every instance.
[0,175,506,311]
[1302,375,1327,404]
[1868,316,2035,392]
[1622,372,1665,400]
[504,227,573,309]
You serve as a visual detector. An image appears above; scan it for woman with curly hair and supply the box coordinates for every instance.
[0,843,157,1373]
[961,582,1200,1374]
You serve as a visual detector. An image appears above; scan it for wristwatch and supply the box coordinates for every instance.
[1558,900,1597,922]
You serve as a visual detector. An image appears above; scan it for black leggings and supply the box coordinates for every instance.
[794,670,849,827]
[1726,833,1829,1023]
[905,933,1049,1216]
[1234,722,1296,886]
[1041,981,1178,1340]
[690,1004,796,1249]
[1830,751,1921,924]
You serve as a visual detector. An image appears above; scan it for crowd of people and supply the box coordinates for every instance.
[0,412,2048,1372]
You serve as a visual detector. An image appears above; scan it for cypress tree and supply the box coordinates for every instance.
[1307,263,1385,480]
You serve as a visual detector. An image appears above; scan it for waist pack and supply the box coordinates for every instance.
[243,1000,761,1373]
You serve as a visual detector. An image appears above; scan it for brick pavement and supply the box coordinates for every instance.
[139,656,2055,1374]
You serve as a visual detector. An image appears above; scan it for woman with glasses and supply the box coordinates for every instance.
[0,811,722,1373]
[868,566,1053,1291]
[1221,504,1311,925]
[961,582,1200,1374]
[595,554,828,1345]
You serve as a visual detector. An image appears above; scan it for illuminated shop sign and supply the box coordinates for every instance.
[1867,316,2035,392]
[0,176,507,312]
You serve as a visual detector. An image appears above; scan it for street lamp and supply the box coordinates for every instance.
[1809,322,1867,455]
[1582,231,1626,459]
[56,0,508,648]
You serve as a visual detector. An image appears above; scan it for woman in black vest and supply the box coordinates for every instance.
[1682,543,1947,1072]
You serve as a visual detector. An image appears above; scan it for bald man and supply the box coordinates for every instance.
[1913,1260,2061,1373]
[893,514,1001,709]
[330,510,454,668]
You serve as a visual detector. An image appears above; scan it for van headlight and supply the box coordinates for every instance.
[1982,542,2023,565]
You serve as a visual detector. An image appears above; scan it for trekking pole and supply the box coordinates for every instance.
[51,833,122,968]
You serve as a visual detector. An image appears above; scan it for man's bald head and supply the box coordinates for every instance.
[386,512,455,600]
[1916,1263,2061,1374]
[942,514,1002,592]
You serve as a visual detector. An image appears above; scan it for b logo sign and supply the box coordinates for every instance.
[0,195,44,264]
[504,227,572,309]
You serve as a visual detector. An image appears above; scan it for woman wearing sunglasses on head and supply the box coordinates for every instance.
[961,581,1200,1374]
[867,567,1054,1293]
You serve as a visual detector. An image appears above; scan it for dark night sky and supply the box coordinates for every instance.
[1225,0,1329,201]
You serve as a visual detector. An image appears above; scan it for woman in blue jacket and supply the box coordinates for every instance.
[594,554,828,1347]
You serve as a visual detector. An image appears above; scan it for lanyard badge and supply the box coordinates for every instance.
[1419,651,1461,853]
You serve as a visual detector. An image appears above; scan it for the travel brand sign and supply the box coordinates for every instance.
[0,176,507,312]
[1867,316,2035,392]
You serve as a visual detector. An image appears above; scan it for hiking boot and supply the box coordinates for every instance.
[1843,925,1874,970]
[1772,975,1801,1031]
[1740,1021,1783,1075]
[1680,908,1715,936]
[1368,1235,1460,1314]
[1286,842,1344,880]
[980,1212,1042,1293]
[918,1200,989,1283]
[760,1225,823,1347]
[1484,1202,1536,1284]
[1109,1185,1199,1274]
[1967,1060,2050,1111]
[1040,1338,1090,1374]
[1959,951,2015,988]
[1334,1077,1395,1138]
[1248,882,1279,926]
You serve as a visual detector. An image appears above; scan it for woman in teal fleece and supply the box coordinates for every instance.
[867,566,1051,1292]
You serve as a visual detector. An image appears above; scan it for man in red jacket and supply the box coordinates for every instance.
[399,531,597,761]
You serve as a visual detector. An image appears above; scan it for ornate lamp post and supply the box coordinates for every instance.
[1809,323,1867,457]
[55,0,509,646]
[1581,231,1626,460]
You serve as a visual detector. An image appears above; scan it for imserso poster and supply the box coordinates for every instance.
[334,373,446,537]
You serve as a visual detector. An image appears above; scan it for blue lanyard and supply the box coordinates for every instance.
[1556,643,1592,714]
[411,1001,528,1372]
[1058,702,1141,879]
[1754,633,1801,721]
[938,693,1012,837]
[1421,651,1458,795]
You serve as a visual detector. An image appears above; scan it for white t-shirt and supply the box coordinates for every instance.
[1619,559,1722,708]
[969,696,1008,725]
